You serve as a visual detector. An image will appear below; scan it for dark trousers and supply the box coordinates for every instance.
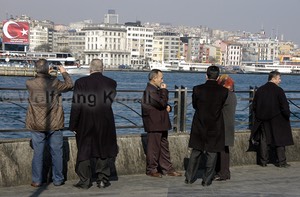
[75,158,110,186]
[216,146,230,179]
[260,127,286,165]
[185,149,217,184]
[146,131,174,174]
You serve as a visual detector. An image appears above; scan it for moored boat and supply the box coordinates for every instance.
[0,51,89,75]
[240,60,300,74]
[148,59,212,72]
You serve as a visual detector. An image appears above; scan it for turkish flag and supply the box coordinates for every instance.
[2,21,30,44]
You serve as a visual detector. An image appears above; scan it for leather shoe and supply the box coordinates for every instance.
[53,182,65,186]
[73,182,92,189]
[201,181,212,187]
[166,171,182,177]
[31,182,42,187]
[276,163,291,168]
[184,179,194,184]
[259,163,267,167]
[147,172,162,178]
[97,181,111,188]
[214,175,228,181]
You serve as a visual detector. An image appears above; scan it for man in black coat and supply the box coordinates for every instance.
[141,69,182,178]
[250,71,294,168]
[185,65,228,186]
[69,59,118,189]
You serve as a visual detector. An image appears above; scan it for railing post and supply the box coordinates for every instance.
[179,86,187,132]
[173,86,181,132]
[248,86,256,129]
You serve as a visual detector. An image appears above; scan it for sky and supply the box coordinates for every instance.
[0,0,299,46]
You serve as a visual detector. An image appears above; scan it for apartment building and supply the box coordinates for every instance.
[125,21,154,68]
[214,40,242,66]
[152,32,180,62]
[238,37,279,61]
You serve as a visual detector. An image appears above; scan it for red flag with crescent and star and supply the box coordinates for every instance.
[2,20,30,44]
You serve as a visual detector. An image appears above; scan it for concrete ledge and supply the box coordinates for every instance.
[0,129,299,187]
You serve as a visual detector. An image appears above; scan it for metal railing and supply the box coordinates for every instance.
[1,87,300,138]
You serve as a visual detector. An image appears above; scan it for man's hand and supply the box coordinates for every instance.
[58,65,67,73]
[166,105,171,112]
[160,83,167,89]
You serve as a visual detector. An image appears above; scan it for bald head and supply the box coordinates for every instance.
[90,59,104,73]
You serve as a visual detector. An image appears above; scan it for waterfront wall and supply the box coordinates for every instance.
[0,66,36,76]
[0,129,299,187]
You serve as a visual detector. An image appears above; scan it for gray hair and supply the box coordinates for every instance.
[90,59,104,73]
[148,69,162,81]
[35,58,49,74]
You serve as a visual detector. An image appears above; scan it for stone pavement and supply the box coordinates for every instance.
[1,162,299,197]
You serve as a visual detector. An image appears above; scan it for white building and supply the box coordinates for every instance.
[82,23,130,68]
[29,25,49,52]
[225,42,242,66]
[238,37,279,61]
[125,21,154,68]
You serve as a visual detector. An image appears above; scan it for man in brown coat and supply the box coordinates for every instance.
[185,65,228,186]
[141,69,182,178]
[69,59,118,189]
[26,59,73,187]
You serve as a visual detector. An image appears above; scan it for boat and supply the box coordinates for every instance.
[148,61,177,71]
[148,60,212,72]
[169,60,211,72]
[0,51,89,75]
[240,60,300,74]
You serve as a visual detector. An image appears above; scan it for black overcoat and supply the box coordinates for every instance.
[189,80,228,152]
[69,72,118,162]
[141,83,171,132]
[250,82,294,147]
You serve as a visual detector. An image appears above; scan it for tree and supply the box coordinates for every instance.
[59,47,71,53]
[208,56,217,64]
[34,43,50,52]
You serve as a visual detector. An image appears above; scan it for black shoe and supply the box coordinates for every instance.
[213,175,228,181]
[184,179,194,184]
[259,163,267,167]
[53,182,65,186]
[73,182,92,189]
[97,180,111,188]
[276,163,291,168]
[201,181,212,187]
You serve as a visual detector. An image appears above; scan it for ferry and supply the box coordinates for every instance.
[148,61,178,71]
[169,60,211,72]
[148,59,211,72]
[240,60,300,74]
[0,51,89,75]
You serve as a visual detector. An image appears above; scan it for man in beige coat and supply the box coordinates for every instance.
[26,59,73,187]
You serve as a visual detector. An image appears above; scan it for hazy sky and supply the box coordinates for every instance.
[1,0,299,45]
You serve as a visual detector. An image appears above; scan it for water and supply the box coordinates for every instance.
[1,71,300,139]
